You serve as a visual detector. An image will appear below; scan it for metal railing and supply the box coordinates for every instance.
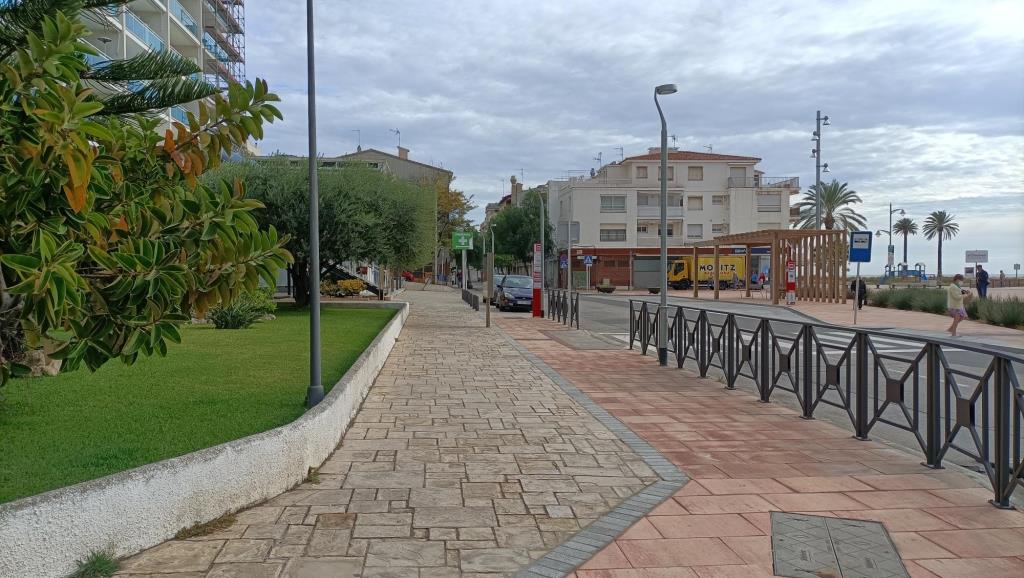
[126,11,165,52]
[170,0,199,36]
[628,299,1024,508]
[461,289,479,311]
[728,176,800,189]
[546,290,579,328]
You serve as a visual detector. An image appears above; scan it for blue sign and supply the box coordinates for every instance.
[559,255,568,269]
[849,231,873,263]
[583,255,594,266]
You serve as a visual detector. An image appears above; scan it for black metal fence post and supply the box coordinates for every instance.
[697,311,708,378]
[674,307,684,368]
[758,319,771,402]
[923,343,944,469]
[854,331,870,440]
[725,315,736,389]
[991,357,1013,508]
[801,326,814,419]
[629,300,636,349]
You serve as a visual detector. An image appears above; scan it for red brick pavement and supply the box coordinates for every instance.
[497,316,1024,578]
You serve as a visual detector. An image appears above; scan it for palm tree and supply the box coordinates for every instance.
[2,0,218,116]
[793,180,867,230]
[922,211,959,280]
[892,217,918,266]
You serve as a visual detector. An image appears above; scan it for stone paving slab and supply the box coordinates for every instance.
[497,314,1024,578]
[113,290,684,578]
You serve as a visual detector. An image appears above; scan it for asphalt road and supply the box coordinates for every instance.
[560,292,1024,485]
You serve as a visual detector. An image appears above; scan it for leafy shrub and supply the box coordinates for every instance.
[976,298,1024,328]
[339,279,366,296]
[868,289,893,308]
[966,299,980,320]
[913,290,947,314]
[207,290,275,329]
[890,290,917,310]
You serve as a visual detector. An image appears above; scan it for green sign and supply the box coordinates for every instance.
[452,231,473,251]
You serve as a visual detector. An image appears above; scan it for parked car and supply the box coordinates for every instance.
[486,274,505,304]
[401,271,415,282]
[495,275,534,311]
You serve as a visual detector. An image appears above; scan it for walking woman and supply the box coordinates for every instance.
[946,274,969,337]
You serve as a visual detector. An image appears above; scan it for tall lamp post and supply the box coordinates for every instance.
[654,83,677,366]
[304,0,324,408]
[811,111,830,230]
[877,203,904,277]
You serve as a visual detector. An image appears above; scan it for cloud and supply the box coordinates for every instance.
[244,0,1024,272]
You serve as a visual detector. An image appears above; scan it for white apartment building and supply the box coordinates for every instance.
[547,148,799,286]
[80,0,245,128]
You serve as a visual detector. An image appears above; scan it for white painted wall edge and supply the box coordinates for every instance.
[0,302,409,578]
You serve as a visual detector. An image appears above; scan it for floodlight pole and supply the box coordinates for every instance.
[305,0,324,408]
[654,84,677,366]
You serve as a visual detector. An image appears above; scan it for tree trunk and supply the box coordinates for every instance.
[937,237,943,280]
[902,235,908,266]
[292,258,311,307]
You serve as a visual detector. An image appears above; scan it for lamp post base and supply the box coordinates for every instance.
[658,347,668,366]
[305,385,325,408]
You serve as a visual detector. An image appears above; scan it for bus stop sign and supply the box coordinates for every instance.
[849,231,872,263]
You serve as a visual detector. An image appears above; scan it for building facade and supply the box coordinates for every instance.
[547,149,799,287]
[81,0,245,128]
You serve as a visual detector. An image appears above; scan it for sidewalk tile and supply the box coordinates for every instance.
[648,514,762,539]
[618,538,744,567]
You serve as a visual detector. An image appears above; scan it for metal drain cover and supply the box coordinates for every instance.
[771,512,909,578]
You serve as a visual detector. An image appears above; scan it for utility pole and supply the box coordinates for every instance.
[304,0,323,408]
[812,110,830,230]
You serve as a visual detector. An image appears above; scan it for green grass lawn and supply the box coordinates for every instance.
[0,305,396,504]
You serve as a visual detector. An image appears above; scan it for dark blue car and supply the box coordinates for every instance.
[495,275,534,311]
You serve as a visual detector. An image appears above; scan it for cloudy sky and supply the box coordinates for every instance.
[246,0,1023,275]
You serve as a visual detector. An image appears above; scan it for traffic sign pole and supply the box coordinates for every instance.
[848,231,873,325]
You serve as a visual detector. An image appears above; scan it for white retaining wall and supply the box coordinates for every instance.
[0,302,409,578]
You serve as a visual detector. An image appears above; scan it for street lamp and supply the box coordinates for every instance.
[811,111,830,229]
[304,0,324,408]
[882,203,904,275]
[654,83,677,366]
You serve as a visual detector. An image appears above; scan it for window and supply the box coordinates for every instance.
[600,227,627,242]
[658,166,675,181]
[712,223,727,234]
[636,166,648,179]
[687,223,703,239]
[600,195,626,213]
[687,196,704,211]
[757,193,782,212]
[637,194,652,206]
[637,224,649,234]
[661,226,674,237]
[712,195,727,206]
[558,222,580,244]
[688,166,703,181]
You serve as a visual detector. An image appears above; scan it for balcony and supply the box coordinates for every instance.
[126,11,165,52]
[171,0,199,37]
[170,106,189,124]
[727,176,800,190]
[637,235,686,247]
[637,205,684,218]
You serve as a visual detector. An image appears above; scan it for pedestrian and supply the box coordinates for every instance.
[999,270,1006,286]
[946,274,969,337]
[975,265,989,298]
[850,278,868,309]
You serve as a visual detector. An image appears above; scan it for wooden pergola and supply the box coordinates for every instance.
[692,229,848,305]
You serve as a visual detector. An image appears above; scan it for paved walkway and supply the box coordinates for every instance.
[498,314,1024,578]
[115,290,667,578]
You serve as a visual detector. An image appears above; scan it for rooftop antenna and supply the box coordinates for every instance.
[670,134,677,147]
[704,144,712,153]
[519,168,525,183]
[389,128,401,148]
[350,129,361,152]
[614,147,624,162]
[593,152,602,167]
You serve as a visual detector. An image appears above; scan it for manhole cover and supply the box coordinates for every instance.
[771,512,909,578]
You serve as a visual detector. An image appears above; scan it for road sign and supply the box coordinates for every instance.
[559,255,568,269]
[786,259,796,305]
[965,250,988,264]
[1015,264,1021,271]
[583,255,594,266]
[452,231,473,251]
[849,231,872,263]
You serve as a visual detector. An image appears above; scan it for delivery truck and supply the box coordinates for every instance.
[668,255,746,290]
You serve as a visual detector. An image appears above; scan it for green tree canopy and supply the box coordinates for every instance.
[0,1,289,385]
[892,217,918,265]
[488,188,554,268]
[205,160,435,305]
[793,180,867,231]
